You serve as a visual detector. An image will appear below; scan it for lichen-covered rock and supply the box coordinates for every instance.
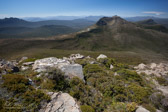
[136,106,150,112]
[33,57,84,80]
[96,54,107,60]
[40,92,81,112]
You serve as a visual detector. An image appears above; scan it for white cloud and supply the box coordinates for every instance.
[142,11,165,15]
[0,14,9,18]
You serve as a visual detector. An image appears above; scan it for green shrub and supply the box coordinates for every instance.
[46,68,70,91]
[127,84,150,104]
[98,58,116,68]
[126,102,137,112]
[0,98,5,111]
[2,74,29,93]
[84,64,103,74]
[156,77,168,86]
[23,89,50,110]
[117,69,144,85]
[41,79,55,90]
[142,104,156,112]
[81,105,95,112]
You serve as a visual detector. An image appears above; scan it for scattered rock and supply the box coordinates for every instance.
[23,62,34,66]
[69,54,84,61]
[110,64,114,69]
[136,106,150,112]
[134,63,168,77]
[19,57,28,63]
[40,92,81,112]
[33,57,84,80]
[134,63,146,70]
[97,54,107,60]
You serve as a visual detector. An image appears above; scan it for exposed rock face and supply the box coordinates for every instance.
[97,54,107,60]
[136,106,150,112]
[134,63,168,77]
[40,92,81,112]
[96,16,128,26]
[33,57,84,80]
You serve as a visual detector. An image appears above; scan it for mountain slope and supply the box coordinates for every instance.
[58,16,168,54]
[136,19,168,33]
[0,25,76,38]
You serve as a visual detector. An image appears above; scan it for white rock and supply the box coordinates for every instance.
[136,106,150,112]
[23,62,34,66]
[21,66,29,71]
[97,54,107,60]
[150,63,157,69]
[135,63,146,70]
[19,57,28,63]
[40,92,81,112]
[110,64,114,69]
[69,54,84,61]
[33,57,84,80]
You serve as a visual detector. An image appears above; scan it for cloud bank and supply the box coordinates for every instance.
[142,11,165,15]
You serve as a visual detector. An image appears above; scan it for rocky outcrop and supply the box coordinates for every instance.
[0,59,19,75]
[136,106,150,112]
[134,63,168,77]
[33,57,84,80]
[97,54,107,60]
[40,92,81,112]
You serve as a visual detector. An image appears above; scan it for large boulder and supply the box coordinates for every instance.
[40,92,81,112]
[136,106,150,112]
[33,57,84,80]
[96,54,107,60]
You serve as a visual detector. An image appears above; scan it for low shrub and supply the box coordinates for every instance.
[23,89,50,111]
[81,105,95,112]
[142,103,156,112]
[156,77,168,86]
[2,74,29,93]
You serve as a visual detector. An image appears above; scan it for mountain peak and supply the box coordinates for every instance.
[137,19,157,25]
[96,16,128,26]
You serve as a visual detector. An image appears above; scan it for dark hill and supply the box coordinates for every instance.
[136,19,157,25]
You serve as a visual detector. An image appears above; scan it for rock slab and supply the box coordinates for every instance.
[40,92,81,112]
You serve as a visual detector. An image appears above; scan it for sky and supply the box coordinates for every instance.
[0,0,168,18]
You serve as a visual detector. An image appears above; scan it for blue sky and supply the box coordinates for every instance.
[0,0,168,18]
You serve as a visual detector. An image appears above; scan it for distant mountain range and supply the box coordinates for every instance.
[0,18,95,38]
[23,16,168,28]
[0,16,168,38]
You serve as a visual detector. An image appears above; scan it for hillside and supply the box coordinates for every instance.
[0,25,76,38]
[64,16,168,54]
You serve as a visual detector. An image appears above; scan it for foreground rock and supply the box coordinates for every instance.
[33,57,84,80]
[136,106,150,112]
[40,92,81,112]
